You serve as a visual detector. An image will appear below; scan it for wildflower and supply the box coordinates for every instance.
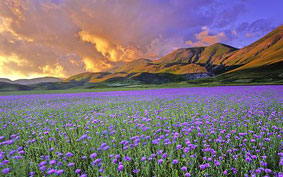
[181,166,187,171]
[118,165,124,172]
[39,161,47,167]
[185,173,191,177]
[133,169,139,173]
[141,156,146,162]
[66,152,73,157]
[68,162,75,167]
[75,169,81,174]
[49,160,57,165]
[158,159,164,164]
[90,153,97,159]
[40,166,46,171]
[47,169,56,174]
[2,168,10,174]
[99,168,104,173]
[56,169,64,175]
[172,159,178,164]
[176,144,182,150]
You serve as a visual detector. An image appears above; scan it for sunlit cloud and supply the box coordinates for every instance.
[82,57,112,72]
[0,0,281,79]
[186,26,227,47]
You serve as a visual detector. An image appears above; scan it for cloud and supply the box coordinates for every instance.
[186,27,226,47]
[0,0,278,79]
[236,19,275,36]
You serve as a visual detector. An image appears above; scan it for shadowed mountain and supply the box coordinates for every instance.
[0,77,62,85]
[0,82,31,91]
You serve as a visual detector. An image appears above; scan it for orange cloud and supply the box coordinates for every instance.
[79,30,144,63]
[186,27,226,47]
[0,0,214,79]
[82,57,111,72]
[38,63,66,78]
[0,54,38,80]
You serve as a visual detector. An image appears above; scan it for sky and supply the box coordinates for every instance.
[0,0,282,80]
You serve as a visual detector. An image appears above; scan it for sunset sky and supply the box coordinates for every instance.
[0,0,282,80]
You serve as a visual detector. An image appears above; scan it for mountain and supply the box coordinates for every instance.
[154,43,237,66]
[0,82,31,91]
[15,77,62,85]
[66,43,238,83]
[1,25,282,92]
[66,25,282,85]
[0,77,62,85]
[0,78,13,84]
[223,25,283,71]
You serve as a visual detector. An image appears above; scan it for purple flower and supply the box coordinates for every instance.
[56,169,64,175]
[68,162,75,167]
[99,168,104,173]
[118,165,124,172]
[49,160,57,165]
[66,152,73,157]
[223,170,228,175]
[75,169,81,174]
[47,169,56,174]
[200,164,206,170]
[172,159,178,164]
[39,161,47,167]
[181,166,187,171]
[158,159,164,164]
[80,134,87,140]
[141,156,146,162]
[40,166,46,171]
[90,153,97,159]
[184,147,189,153]
[245,157,251,162]
[185,173,191,177]
[2,168,10,174]
[133,169,139,173]
[214,160,221,167]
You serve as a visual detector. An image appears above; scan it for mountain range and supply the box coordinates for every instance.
[0,25,282,91]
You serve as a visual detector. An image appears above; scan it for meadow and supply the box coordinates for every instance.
[0,86,282,176]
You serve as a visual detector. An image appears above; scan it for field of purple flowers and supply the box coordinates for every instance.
[0,86,282,176]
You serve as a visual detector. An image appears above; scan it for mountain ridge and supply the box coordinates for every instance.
[0,25,282,91]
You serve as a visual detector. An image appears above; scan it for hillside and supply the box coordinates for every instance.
[0,77,62,85]
[223,25,283,72]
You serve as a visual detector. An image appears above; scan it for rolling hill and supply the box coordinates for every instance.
[0,77,62,85]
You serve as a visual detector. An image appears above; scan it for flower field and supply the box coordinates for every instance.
[0,86,282,176]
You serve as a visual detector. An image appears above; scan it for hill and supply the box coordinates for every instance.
[0,77,62,85]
